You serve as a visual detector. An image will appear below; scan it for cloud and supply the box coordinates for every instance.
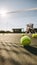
[7,8,37,14]
[0,8,37,15]
[26,8,37,11]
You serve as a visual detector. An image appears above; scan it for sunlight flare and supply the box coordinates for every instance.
[0,9,7,17]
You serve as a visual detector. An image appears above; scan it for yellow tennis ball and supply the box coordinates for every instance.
[20,36,31,46]
[32,33,37,38]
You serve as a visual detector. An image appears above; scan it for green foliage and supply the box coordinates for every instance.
[20,36,31,46]
[32,33,37,38]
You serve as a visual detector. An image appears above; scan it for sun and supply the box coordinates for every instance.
[1,10,6,17]
[0,9,7,17]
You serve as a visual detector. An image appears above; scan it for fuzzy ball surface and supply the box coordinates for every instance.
[20,36,31,46]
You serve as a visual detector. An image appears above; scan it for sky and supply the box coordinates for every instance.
[0,0,37,31]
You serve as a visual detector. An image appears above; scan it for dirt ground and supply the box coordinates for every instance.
[0,33,37,65]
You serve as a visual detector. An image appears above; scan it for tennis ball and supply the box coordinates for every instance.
[20,36,31,46]
[32,33,37,38]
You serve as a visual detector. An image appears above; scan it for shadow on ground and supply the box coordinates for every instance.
[24,45,37,55]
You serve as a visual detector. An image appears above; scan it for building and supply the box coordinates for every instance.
[12,28,23,33]
[34,28,37,32]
